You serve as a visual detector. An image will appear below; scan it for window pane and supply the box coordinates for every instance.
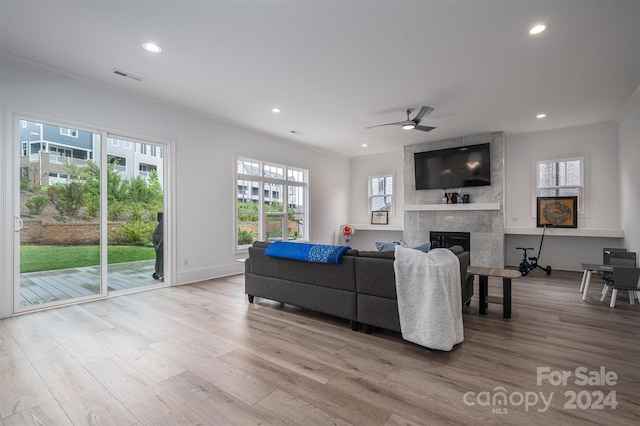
[288,186,305,240]
[264,164,284,179]
[237,179,260,203]
[370,175,392,196]
[238,159,260,176]
[370,177,385,196]
[266,215,283,241]
[264,182,283,212]
[538,160,581,188]
[237,213,258,245]
[287,168,306,183]
[372,195,392,211]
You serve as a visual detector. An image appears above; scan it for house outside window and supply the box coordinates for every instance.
[535,157,586,214]
[369,174,394,215]
[236,157,308,250]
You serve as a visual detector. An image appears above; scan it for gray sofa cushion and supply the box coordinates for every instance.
[355,247,470,300]
[355,255,397,299]
[245,274,356,320]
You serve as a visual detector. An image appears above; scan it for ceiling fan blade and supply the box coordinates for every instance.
[414,125,436,132]
[366,121,407,129]
[412,106,434,124]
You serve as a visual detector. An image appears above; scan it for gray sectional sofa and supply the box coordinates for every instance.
[244,241,473,334]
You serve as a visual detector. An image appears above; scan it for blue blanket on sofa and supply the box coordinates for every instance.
[264,241,349,264]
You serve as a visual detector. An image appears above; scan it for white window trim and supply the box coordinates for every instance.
[531,154,590,218]
[234,155,309,252]
[368,173,395,218]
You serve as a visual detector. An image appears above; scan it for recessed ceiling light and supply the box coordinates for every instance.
[272,107,281,113]
[142,42,163,53]
[529,24,547,35]
[361,144,368,147]
[536,113,547,119]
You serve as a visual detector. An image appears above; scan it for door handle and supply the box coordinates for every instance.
[15,215,23,232]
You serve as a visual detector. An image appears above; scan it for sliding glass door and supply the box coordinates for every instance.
[16,119,104,309]
[15,118,166,312]
[106,136,165,293]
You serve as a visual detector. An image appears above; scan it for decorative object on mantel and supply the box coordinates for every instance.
[440,189,448,204]
[536,196,578,228]
[340,224,355,245]
[445,192,458,204]
[371,210,389,225]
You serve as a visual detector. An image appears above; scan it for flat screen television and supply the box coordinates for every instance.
[414,143,491,190]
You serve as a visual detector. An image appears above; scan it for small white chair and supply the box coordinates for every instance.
[600,266,640,308]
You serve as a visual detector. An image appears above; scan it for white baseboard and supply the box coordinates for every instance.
[175,262,244,286]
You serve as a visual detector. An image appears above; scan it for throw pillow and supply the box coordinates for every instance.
[375,241,399,252]
[410,241,431,253]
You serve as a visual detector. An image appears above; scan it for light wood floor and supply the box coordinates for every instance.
[0,270,638,425]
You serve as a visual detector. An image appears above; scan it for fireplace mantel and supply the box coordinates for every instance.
[404,203,500,211]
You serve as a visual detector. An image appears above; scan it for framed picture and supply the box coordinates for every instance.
[371,210,389,225]
[536,196,578,228]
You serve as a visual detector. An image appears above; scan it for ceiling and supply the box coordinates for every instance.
[1,1,638,157]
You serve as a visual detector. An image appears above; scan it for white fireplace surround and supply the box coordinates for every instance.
[404,132,505,268]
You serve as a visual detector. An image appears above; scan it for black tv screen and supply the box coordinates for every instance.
[414,143,491,190]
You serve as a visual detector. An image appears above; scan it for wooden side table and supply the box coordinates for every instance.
[467,266,521,319]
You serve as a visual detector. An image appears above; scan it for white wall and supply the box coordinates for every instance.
[0,55,350,318]
[618,94,640,255]
[348,151,404,250]
[504,122,624,270]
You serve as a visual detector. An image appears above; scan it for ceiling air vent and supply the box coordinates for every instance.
[112,69,143,82]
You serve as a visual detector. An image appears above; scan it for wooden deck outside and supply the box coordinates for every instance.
[19,260,158,308]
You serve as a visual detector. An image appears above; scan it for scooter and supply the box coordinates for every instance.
[517,225,552,276]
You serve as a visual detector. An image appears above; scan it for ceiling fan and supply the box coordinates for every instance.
[366,106,436,132]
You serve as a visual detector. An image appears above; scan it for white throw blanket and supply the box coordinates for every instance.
[393,246,464,351]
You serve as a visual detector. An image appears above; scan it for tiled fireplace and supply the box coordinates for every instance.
[403,132,505,268]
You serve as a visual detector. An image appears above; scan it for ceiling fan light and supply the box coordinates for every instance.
[142,42,163,53]
[402,123,416,130]
[529,24,547,35]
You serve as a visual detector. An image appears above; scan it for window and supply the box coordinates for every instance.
[136,143,148,155]
[369,174,394,214]
[60,127,78,138]
[536,157,585,213]
[236,157,308,249]
[49,146,72,157]
[107,155,127,172]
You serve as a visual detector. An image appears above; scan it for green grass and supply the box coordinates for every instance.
[20,245,155,273]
